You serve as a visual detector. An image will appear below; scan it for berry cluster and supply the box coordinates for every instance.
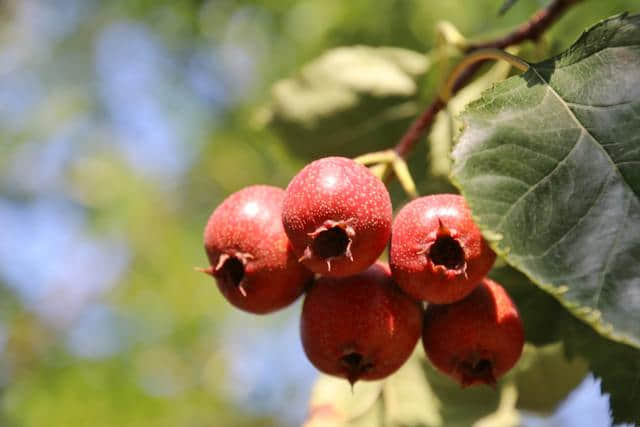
[202,156,524,387]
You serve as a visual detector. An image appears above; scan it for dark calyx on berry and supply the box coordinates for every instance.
[458,357,496,387]
[217,256,244,286]
[300,219,355,271]
[311,227,350,259]
[340,351,374,386]
[422,219,466,272]
[212,253,249,296]
[429,234,465,270]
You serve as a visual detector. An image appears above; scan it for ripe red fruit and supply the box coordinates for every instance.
[422,278,524,387]
[282,157,392,277]
[389,194,496,304]
[202,185,313,314]
[301,262,423,385]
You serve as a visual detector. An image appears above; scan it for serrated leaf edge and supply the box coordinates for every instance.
[450,12,640,351]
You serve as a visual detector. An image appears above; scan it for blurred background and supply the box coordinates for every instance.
[0,0,637,426]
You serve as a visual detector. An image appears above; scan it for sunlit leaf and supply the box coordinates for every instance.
[429,57,514,177]
[382,352,442,426]
[452,13,640,349]
[303,375,383,427]
[265,46,429,159]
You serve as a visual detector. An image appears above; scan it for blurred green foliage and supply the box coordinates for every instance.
[0,0,638,426]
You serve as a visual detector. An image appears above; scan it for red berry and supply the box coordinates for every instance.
[389,194,496,304]
[282,157,392,277]
[301,262,423,385]
[202,185,313,314]
[422,278,524,387]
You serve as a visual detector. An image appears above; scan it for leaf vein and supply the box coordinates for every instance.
[593,191,630,308]
[566,100,637,109]
[495,131,583,230]
[516,172,610,262]
[529,66,636,197]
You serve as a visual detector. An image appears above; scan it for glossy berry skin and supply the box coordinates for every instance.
[301,262,423,385]
[389,194,496,304]
[422,278,524,387]
[203,185,313,314]
[282,157,392,277]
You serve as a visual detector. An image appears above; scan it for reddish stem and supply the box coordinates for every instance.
[395,99,445,159]
[393,0,582,160]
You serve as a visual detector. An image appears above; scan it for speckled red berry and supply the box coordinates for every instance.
[422,278,524,387]
[301,262,423,385]
[282,157,392,277]
[202,185,313,314]
[389,194,496,304]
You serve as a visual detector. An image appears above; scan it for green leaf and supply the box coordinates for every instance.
[511,342,588,414]
[418,355,518,427]
[349,399,385,427]
[492,264,640,425]
[451,13,640,348]
[429,58,514,177]
[271,46,428,123]
[382,351,442,426]
[264,46,429,159]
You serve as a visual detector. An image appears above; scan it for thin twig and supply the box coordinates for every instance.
[440,48,529,102]
[393,0,582,159]
[467,0,582,51]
